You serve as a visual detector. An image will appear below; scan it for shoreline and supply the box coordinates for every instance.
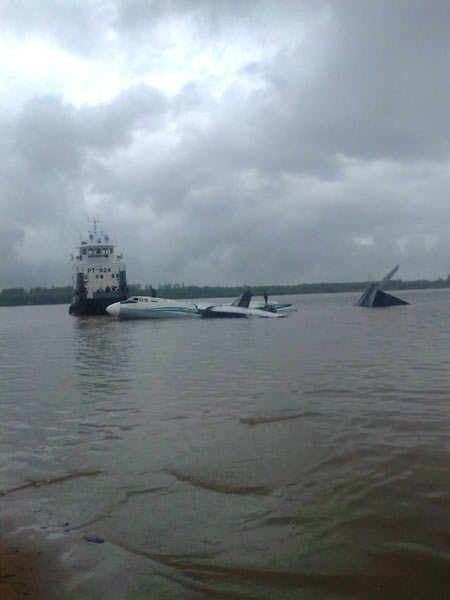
[1,281,449,308]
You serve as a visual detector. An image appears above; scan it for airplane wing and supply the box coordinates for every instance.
[198,290,286,317]
[230,290,252,307]
[200,305,286,318]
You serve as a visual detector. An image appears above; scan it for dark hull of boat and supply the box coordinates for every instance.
[69,269,128,316]
[69,293,127,316]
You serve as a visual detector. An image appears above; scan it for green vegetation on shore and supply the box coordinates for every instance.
[0,286,73,307]
[0,277,449,307]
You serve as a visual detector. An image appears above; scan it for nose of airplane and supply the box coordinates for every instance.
[106,302,120,317]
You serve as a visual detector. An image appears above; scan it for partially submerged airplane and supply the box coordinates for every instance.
[107,290,287,319]
[355,265,410,307]
[197,290,286,318]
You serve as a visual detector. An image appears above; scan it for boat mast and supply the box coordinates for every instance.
[88,216,102,235]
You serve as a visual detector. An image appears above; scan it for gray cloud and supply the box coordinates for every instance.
[1,0,449,289]
[0,0,115,56]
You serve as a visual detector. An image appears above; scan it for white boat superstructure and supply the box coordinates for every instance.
[70,218,128,315]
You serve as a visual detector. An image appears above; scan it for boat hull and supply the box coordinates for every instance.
[69,293,128,316]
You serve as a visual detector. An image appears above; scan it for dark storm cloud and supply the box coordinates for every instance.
[0,84,169,286]
[191,0,450,178]
[0,0,449,288]
[1,85,168,220]
[308,0,450,162]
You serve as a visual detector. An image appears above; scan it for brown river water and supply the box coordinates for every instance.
[0,289,449,599]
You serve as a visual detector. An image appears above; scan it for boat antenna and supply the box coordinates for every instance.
[88,216,102,234]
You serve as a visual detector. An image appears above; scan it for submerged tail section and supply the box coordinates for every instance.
[378,265,399,291]
[355,283,378,307]
[355,265,409,307]
[371,290,409,307]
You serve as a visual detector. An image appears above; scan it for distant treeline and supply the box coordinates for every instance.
[137,277,450,300]
[1,277,449,307]
[0,286,73,307]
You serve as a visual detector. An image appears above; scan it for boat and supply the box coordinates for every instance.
[107,290,287,320]
[355,265,410,307]
[69,218,128,315]
[106,296,201,319]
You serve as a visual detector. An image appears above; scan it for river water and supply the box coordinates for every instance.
[0,289,449,599]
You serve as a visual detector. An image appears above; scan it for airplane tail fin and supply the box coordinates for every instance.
[378,265,399,290]
[355,266,409,307]
[231,290,252,308]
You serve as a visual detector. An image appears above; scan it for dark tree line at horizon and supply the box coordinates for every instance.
[0,286,74,307]
[0,276,449,307]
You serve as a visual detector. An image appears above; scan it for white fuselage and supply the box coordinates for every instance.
[107,296,288,319]
[106,296,201,319]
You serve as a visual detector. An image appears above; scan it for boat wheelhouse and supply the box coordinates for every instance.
[69,218,128,315]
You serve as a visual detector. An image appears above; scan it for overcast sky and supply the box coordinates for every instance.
[1,0,449,289]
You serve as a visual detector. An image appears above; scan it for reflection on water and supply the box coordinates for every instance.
[0,291,449,599]
[73,316,134,403]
